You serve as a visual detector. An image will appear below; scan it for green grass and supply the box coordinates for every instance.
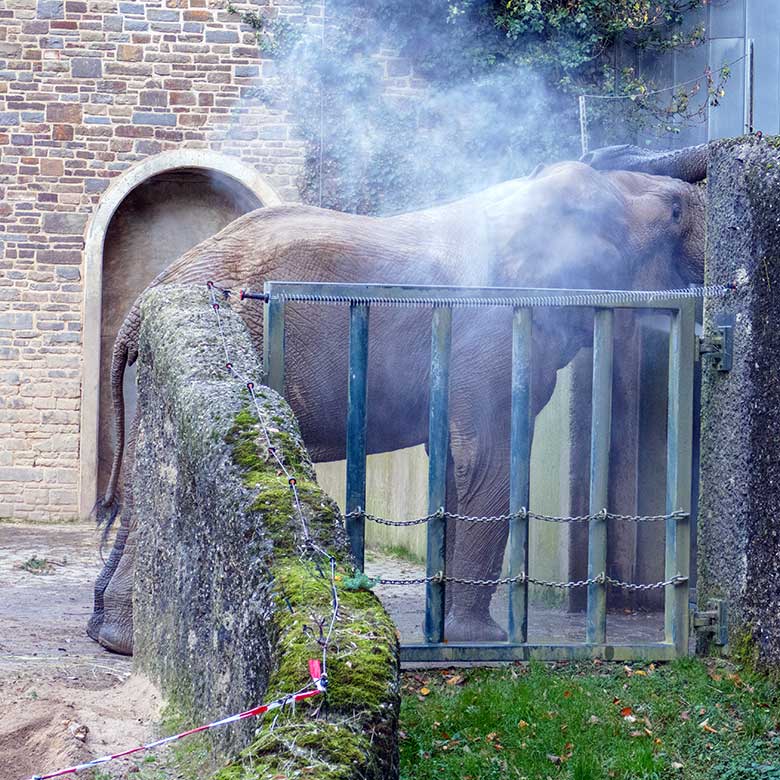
[400,658,780,780]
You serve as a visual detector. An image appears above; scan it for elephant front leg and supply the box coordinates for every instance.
[444,421,512,643]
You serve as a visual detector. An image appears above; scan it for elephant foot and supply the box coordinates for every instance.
[86,611,103,643]
[444,611,508,643]
[92,620,133,656]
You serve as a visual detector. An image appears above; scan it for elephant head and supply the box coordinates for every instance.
[485,148,706,297]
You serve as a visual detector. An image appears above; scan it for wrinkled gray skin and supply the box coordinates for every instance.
[89,145,707,655]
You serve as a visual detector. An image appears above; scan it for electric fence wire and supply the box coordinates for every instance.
[250,282,734,310]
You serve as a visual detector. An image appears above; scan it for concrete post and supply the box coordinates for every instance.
[698,136,780,667]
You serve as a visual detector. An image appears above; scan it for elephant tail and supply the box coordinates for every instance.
[94,305,141,539]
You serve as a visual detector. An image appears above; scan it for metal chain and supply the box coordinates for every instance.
[208,283,339,678]
[269,284,732,309]
[375,572,688,590]
[348,508,688,526]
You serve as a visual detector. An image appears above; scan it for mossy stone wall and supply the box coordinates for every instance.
[698,137,780,669]
[131,284,400,778]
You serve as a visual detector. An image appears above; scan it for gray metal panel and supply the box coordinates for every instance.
[748,1,780,133]
[672,41,710,148]
[708,37,747,139]
[709,0,746,39]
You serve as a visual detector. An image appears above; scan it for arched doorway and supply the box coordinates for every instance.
[79,151,282,518]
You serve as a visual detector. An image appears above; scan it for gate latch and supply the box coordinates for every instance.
[692,599,728,645]
[699,314,734,372]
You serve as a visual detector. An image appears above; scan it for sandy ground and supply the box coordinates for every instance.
[0,523,161,780]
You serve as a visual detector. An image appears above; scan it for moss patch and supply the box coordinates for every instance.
[212,404,399,779]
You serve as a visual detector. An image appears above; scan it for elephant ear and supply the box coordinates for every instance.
[581,143,708,183]
[484,163,631,288]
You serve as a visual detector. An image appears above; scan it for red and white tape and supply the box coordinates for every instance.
[29,661,326,779]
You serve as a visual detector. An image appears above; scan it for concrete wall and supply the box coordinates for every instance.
[132,284,400,777]
[697,136,780,668]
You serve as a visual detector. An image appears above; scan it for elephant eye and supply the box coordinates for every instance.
[671,200,682,223]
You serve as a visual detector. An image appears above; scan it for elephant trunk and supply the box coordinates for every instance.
[582,144,708,183]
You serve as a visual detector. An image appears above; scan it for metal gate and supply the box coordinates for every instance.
[253,281,697,663]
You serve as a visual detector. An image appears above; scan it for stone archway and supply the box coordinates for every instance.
[79,151,283,518]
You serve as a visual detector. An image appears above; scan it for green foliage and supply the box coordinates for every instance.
[400,658,780,780]
[341,569,381,591]
[243,0,718,214]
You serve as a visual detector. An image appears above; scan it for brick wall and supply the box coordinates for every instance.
[0,0,326,520]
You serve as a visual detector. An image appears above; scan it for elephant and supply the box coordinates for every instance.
[88,144,708,655]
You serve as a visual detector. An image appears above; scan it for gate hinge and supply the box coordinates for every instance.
[698,314,734,372]
[692,599,728,645]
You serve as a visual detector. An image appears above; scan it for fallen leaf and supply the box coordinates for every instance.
[563,690,572,698]
[420,687,430,696]
[680,711,691,721]
[620,706,634,718]
[547,754,562,765]
[588,715,601,725]
[671,761,684,769]
[518,719,529,729]
[446,674,464,686]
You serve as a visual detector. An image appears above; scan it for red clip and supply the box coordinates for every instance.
[308,659,322,681]
[212,303,220,311]
[207,280,214,288]
[225,362,232,370]
[288,477,297,486]
[246,381,254,391]
[239,289,245,300]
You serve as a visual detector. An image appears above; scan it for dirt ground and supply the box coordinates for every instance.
[0,522,161,780]
[1,522,666,780]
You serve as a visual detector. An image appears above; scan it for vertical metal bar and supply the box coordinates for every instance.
[508,307,532,643]
[424,305,452,644]
[744,38,755,133]
[586,308,614,644]
[578,95,590,156]
[262,282,285,395]
[664,301,694,655]
[345,303,370,572]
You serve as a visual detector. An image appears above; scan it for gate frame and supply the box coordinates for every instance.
[259,281,695,663]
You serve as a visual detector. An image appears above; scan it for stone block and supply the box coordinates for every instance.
[37,249,82,264]
[37,0,63,18]
[0,312,33,329]
[139,89,167,107]
[71,57,102,78]
[42,212,87,234]
[46,102,82,123]
[0,467,43,483]
[55,266,80,281]
[116,44,143,61]
[132,111,176,126]
[0,43,22,57]
[52,124,74,140]
[205,29,239,43]
[147,8,178,20]
[85,177,111,192]
[0,112,20,126]
[40,157,64,176]
[118,1,143,14]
